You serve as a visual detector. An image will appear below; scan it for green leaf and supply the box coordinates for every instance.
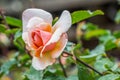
[84,29,109,40]
[18,54,31,68]
[25,66,44,80]
[0,58,17,75]
[66,75,78,80]
[99,35,116,51]
[0,24,6,33]
[105,40,117,51]
[6,16,22,27]
[13,30,25,51]
[113,31,120,38]
[98,74,120,80]
[0,16,22,28]
[94,58,114,73]
[52,17,58,25]
[43,67,65,80]
[73,44,82,51]
[71,10,104,24]
[115,10,120,24]
[81,22,98,31]
[80,45,105,58]
[77,64,94,80]
[5,28,19,35]
[114,68,120,73]
[64,41,75,52]
[99,35,115,44]
[14,29,22,39]
[43,75,65,80]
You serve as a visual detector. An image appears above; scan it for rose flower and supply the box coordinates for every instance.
[22,8,71,70]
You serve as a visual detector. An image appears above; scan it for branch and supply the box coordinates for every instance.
[75,57,103,76]
[58,57,67,77]
[63,51,103,76]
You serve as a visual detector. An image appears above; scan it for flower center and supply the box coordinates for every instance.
[31,30,43,47]
[31,29,52,49]
[29,23,57,57]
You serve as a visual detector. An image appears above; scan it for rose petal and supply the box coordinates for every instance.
[22,32,29,44]
[43,42,56,53]
[22,8,53,32]
[41,33,67,58]
[40,30,52,45]
[52,10,72,32]
[36,23,52,32]
[25,17,44,31]
[47,10,71,45]
[22,17,43,48]
[32,31,43,47]
[40,10,71,56]
[32,54,55,70]
[35,46,43,57]
[22,17,52,49]
[50,33,68,58]
[22,32,32,48]
[33,34,67,70]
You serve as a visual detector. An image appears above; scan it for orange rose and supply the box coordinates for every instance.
[22,8,71,70]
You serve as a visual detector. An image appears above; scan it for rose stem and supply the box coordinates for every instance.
[58,57,68,78]
[0,8,9,29]
[63,51,103,76]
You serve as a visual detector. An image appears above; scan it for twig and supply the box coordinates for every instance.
[58,57,67,77]
[75,57,103,76]
[63,51,103,76]
[0,8,9,29]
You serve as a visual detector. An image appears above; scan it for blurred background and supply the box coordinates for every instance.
[0,0,120,80]
[0,0,118,17]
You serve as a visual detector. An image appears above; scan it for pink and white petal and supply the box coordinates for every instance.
[52,10,72,32]
[50,33,68,58]
[22,8,53,32]
[40,30,52,45]
[24,17,44,32]
[40,10,71,55]
[41,33,67,58]
[22,32,30,46]
[22,32,35,51]
[40,28,69,56]
[32,54,55,70]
